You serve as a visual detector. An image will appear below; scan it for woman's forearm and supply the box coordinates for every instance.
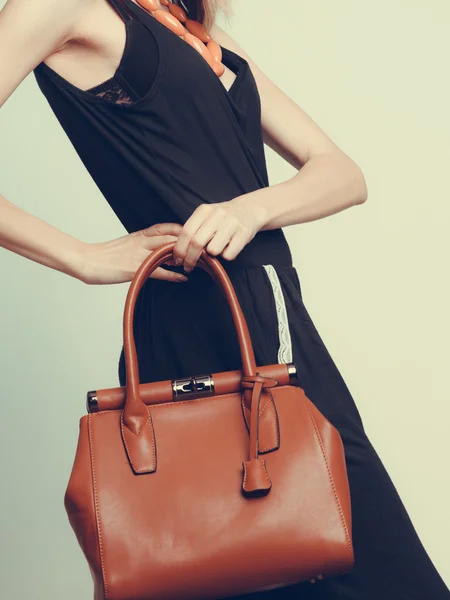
[0,192,85,279]
[230,152,368,231]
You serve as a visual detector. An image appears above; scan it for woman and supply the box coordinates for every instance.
[0,0,448,598]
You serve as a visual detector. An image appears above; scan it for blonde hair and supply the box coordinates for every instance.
[205,0,232,29]
[180,0,232,31]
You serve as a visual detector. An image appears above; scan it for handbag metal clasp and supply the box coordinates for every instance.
[172,374,214,401]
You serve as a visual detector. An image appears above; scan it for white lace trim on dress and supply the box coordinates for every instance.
[262,264,293,364]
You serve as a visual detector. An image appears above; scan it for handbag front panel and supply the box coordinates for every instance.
[67,385,353,600]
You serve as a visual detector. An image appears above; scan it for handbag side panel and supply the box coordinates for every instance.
[65,416,105,598]
[305,399,354,555]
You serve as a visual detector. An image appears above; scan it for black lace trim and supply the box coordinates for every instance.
[86,77,135,104]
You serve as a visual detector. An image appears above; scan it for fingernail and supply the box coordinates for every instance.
[177,274,188,282]
[174,258,182,266]
[184,266,192,273]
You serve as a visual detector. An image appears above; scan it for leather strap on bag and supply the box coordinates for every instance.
[241,375,278,496]
[121,242,281,495]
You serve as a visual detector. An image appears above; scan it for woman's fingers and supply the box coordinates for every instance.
[221,228,251,261]
[182,218,237,270]
[149,266,188,282]
[126,223,188,282]
[140,222,183,239]
[182,223,217,271]
[206,219,240,256]
[174,205,226,271]
[172,205,210,266]
[144,234,180,252]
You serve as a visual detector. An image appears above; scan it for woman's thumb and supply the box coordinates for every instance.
[140,222,183,237]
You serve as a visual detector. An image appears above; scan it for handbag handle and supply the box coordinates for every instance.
[121,241,276,495]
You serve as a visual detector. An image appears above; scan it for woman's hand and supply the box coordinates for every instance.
[172,200,267,272]
[77,223,189,285]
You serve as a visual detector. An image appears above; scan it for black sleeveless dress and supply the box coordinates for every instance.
[33,1,450,599]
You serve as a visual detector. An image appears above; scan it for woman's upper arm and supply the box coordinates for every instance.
[0,0,87,109]
[210,23,344,170]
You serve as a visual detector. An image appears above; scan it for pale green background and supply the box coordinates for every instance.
[1,1,449,598]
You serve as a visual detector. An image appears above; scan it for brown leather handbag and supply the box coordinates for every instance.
[65,242,354,600]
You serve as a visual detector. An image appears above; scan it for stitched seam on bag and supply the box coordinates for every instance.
[247,389,279,453]
[242,460,271,489]
[265,388,280,451]
[120,411,155,474]
[259,395,271,417]
[90,390,282,416]
[242,391,278,453]
[241,391,277,453]
[259,460,271,484]
[88,414,109,599]
[304,399,353,559]
[244,395,270,420]
[262,460,270,483]
[242,393,269,422]
[242,459,271,491]
[122,416,147,436]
